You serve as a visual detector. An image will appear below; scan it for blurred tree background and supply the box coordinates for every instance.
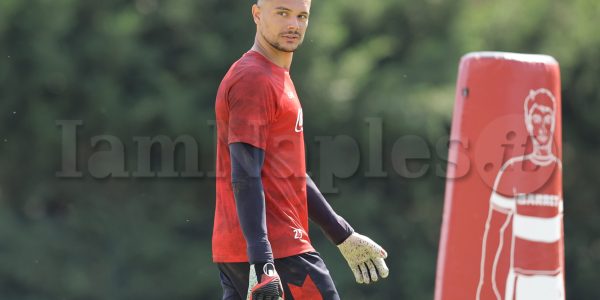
[1,0,599,299]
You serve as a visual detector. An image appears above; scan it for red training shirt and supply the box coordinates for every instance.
[212,50,314,262]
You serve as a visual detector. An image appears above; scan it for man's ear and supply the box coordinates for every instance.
[252,4,261,25]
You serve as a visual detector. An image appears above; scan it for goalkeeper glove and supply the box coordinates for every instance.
[338,232,389,284]
[246,262,284,300]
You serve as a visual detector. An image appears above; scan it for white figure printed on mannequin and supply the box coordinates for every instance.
[476,89,565,300]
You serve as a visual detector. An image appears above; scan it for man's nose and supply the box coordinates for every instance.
[287,18,300,30]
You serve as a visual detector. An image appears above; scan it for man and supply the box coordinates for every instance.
[476,89,564,300]
[213,0,389,299]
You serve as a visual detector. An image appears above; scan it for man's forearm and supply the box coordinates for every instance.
[306,174,354,245]
[230,142,273,264]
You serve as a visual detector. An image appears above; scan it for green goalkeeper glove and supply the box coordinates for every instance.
[338,232,389,284]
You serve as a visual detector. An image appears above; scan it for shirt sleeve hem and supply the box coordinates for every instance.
[228,138,267,151]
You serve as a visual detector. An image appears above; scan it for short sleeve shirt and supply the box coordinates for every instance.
[495,157,563,274]
[212,51,313,262]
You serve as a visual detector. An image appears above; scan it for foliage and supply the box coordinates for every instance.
[0,0,598,299]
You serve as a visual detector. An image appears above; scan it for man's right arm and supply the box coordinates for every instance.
[230,142,284,299]
[229,142,272,264]
[476,183,515,300]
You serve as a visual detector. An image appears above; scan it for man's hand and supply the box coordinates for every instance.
[246,262,284,300]
[338,232,389,284]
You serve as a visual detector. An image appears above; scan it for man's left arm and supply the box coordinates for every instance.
[306,174,389,284]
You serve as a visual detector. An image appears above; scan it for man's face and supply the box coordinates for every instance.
[254,0,311,53]
[527,104,554,146]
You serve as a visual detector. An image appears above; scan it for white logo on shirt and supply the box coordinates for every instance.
[293,228,303,239]
[295,108,303,133]
[287,91,295,99]
[516,194,561,208]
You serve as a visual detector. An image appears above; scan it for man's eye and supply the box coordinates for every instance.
[278,12,288,16]
[299,15,308,20]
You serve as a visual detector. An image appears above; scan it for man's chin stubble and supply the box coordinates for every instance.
[263,33,302,52]
[270,42,300,53]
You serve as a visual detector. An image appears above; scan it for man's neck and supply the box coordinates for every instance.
[530,145,555,165]
[251,38,293,70]
[533,144,552,156]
